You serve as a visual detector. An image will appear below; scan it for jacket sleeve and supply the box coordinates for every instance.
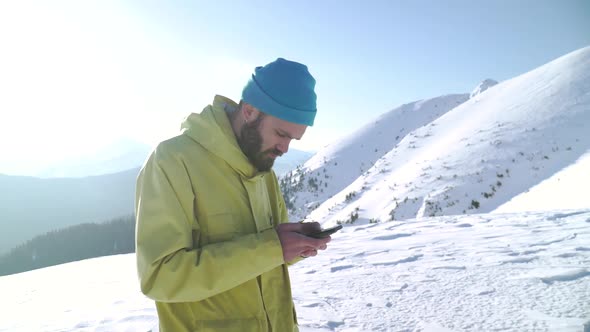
[270,170,304,266]
[135,148,285,303]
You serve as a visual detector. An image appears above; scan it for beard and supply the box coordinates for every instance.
[237,115,283,172]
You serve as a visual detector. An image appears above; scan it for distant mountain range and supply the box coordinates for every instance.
[273,149,314,176]
[36,138,153,178]
[33,137,311,178]
[281,46,590,225]
[0,168,138,254]
[0,140,311,254]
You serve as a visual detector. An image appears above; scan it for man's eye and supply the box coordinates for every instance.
[277,132,286,138]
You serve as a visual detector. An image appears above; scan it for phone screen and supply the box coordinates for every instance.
[308,224,343,239]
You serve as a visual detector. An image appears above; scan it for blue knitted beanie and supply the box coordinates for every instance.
[241,58,317,126]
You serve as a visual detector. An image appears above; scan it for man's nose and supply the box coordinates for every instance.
[277,139,291,154]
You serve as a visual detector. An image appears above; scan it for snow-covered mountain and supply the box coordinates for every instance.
[1,209,588,332]
[470,78,498,98]
[281,94,470,219]
[284,46,590,226]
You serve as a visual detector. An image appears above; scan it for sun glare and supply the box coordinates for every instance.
[0,2,255,175]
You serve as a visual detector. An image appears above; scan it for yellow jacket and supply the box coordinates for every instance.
[135,95,298,331]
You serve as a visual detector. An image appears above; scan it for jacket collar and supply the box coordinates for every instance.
[181,95,268,180]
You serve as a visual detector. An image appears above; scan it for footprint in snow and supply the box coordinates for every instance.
[540,269,590,284]
[432,265,466,271]
[483,234,504,239]
[330,264,356,272]
[546,211,589,220]
[382,283,409,292]
[500,256,537,265]
[467,287,496,296]
[385,223,404,230]
[371,233,413,241]
[362,249,390,257]
[555,252,578,258]
[301,301,322,308]
[521,248,546,255]
[354,223,381,231]
[74,321,91,329]
[530,234,576,247]
[371,254,423,267]
[327,320,345,328]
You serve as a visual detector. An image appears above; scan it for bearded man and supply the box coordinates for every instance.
[135,58,331,332]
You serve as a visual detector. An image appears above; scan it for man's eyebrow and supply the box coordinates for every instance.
[277,129,297,139]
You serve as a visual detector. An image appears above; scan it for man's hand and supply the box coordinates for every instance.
[276,222,331,262]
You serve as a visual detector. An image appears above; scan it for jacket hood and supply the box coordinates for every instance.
[181,95,263,179]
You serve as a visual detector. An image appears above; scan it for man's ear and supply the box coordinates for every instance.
[242,103,261,123]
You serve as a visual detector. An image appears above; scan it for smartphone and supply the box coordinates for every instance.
[307,224,343,239]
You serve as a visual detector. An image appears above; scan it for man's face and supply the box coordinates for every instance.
[238,108,307,172]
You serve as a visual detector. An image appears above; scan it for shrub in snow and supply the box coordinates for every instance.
[345,191,357,203]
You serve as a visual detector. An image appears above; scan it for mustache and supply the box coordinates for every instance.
[264,148,283,157]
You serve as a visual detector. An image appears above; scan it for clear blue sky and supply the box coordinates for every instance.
[0,1,589,173]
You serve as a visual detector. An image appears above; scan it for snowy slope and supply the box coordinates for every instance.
[281,94,469,220]
[1,209,588,332]
[306,46,590,226]
[494,151,590,213]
